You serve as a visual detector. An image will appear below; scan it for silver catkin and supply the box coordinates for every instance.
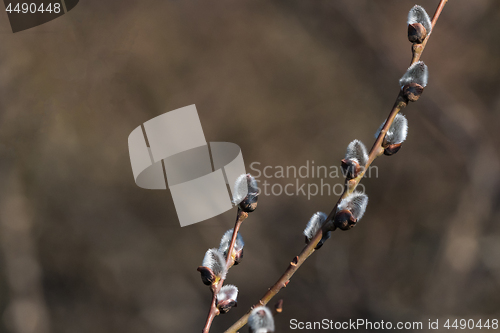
[338,192,369,221]
[375,113,408,145]
[399,61,428,88]
[219,229,244,257]
[303,212,328,241]
[345,139,368,166]
[202,248,227,280]
[408,5,432,34]
[248,306,275,333]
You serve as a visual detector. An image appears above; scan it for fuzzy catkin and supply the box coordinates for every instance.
[248,306,275,333]
[202,248,227,279]
[345,139,368,166]
[375,113,408,145]
[219,229,244,256]
[232,174,259,204]
[303,212,328,241]
[408,5,432,34]
[399,61,428,88]
[338,192,369,221]
[217,284,238,302]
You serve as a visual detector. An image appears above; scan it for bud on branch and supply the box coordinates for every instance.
[198,248,227,286]
[303,212,330,249]
[248,306,275,333]
[233,174,260,213]
[342,139,368,179]
[375,113,408,155]
[217,285,238,314]
[399,61,428,102]
[220,229,245,265]
[334,192,369,230]
[407,5,432,44]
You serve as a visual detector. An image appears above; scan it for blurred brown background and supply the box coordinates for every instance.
[0,0,499,332]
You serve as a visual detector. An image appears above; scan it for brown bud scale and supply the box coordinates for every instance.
[217,299,237,314]
[403,82,424,102]
[233,249,244,265]
[341,159,361,179]
[197,266,216,286]
[408,23,427,44]
[384,143,402,156]
[239,194,258,212]
[333,209,357,231]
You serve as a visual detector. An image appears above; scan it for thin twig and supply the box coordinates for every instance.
[411,0,448,65]
[224,1,447,332]
[274,299,284,315]
[225,209,247,270]
[202,291,219,333]
[202,209,248,333]
[224,231,323,333]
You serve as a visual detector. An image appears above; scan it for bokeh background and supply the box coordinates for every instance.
[0,0,499,332]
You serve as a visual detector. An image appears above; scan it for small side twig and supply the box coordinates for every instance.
[274,299,284,315]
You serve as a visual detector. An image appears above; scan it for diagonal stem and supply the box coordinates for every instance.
[224,1,448,332]
[224,230,323,333]
[202,209,248,333]
[202,290,219,333]
[411,0,448,65]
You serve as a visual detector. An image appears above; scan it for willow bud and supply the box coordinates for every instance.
[197,248,227,285]
[407,5,432,44]
[399,61,428,102]
[233,174,259,212]
[216,285,238,314]
[400,61,428,88]
[334,192,368,231]
[375,114,408,155]
[248,306,275,333]
[342,140,368,179]
[219,229,245,265]
[303,212,331,249]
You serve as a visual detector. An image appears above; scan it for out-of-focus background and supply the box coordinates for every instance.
[0,0,499,332]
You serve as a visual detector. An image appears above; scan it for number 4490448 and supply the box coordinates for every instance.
[6,3,62,14]
[444,319,499,330]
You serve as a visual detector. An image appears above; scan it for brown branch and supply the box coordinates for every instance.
[202,209,248,333]
[431,0,447,28]
[411,0,448,65]
[224,231,323,333]
[339,93,407,201]
[223,1,448,332]
[202,290,219,333]
[274,299,284,315]
[225,209,247,270]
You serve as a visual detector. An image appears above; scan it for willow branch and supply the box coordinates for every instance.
[225,209,247,270]
[224,1,447,332]
[224,230,323,333]
[202,291,219,333]
[411,0,448,65]
[202,209,248,333]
